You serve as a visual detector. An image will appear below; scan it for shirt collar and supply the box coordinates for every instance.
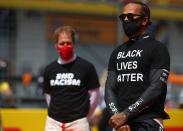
[57,54,77,65]
[130,34,150,41]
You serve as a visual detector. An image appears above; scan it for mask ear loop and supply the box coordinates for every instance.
[148,19,152,25]
[140,16,151,27]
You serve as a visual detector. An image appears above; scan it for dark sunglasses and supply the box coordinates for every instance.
[119,13,145,22]
[58,41,73,46]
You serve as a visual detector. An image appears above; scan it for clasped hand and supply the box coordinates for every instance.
[109,112,131,131]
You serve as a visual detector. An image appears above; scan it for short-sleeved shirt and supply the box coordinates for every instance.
[108,35,170,120]
[43,56,100,122]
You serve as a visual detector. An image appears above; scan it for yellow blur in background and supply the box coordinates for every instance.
[0,109,47,131]
[0,109,183,131]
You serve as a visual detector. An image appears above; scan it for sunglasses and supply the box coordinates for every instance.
[119,13,145,22]
[58,41,73,46]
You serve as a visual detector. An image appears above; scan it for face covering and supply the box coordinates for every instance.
[57,45,74,61]
[122,20,142,38]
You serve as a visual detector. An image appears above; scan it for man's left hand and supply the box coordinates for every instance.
[109,112,127,130]
[117,124,131,131]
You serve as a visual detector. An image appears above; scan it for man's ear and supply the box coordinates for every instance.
[141,17,149,26]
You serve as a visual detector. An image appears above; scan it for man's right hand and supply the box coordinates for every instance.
[117,125,131,131]
[109,112,127,130]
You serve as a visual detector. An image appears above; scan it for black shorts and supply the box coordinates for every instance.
[129,119,164,131]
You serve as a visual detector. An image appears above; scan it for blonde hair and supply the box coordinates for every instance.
[54,25,76,43]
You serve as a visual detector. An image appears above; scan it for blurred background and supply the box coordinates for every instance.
[0,0,182,131]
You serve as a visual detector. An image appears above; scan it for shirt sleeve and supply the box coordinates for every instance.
[105,50,119,115]
[108,50,117,72]
[150,43,170,70]
[86,64,100,90]
[43,67,52,94]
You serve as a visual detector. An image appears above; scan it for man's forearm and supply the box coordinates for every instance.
[105,71,119,114]
[88,88,100,118]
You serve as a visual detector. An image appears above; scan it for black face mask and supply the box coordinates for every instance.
[122,20,142,38]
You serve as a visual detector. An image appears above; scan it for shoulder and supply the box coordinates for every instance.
[141,38,169,55]
[44,60,58,71]
[76,56,96,69]
[110,43,126,56]
[148,39,170,63]
[151,39,169,53]
[146,38,168,48]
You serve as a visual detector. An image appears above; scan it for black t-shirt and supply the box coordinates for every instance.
[43,56,100,122]
[108,35,170,120]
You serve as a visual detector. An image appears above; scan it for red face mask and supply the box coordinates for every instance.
[57,45,74,61]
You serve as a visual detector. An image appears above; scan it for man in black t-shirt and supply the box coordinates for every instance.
[105,2,170,131]
[43,26,100,131]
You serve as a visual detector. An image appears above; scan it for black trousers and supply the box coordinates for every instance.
[129,119,164,131]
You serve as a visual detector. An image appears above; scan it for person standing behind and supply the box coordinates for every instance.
[43,25,100,131]
[105,2,170,131]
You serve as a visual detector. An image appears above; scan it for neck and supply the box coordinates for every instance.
[58,54,77,64]
[130,28,147,38]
